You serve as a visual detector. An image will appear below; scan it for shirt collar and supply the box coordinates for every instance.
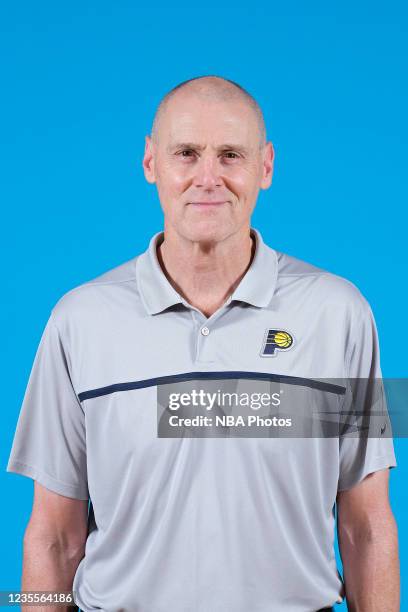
[136,227,278,315]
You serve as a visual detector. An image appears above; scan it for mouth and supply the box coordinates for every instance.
[188,201,228,207]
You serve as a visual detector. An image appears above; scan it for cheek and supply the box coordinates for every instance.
[224,166,261,197]
[157,163,191,195]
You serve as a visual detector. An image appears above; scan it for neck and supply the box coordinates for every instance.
[157,227,255,318]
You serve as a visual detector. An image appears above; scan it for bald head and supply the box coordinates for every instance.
[151,75,266,147]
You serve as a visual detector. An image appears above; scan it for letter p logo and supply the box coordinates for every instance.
[261,329,294,357]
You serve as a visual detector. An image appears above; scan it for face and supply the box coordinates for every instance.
[143,93,274,244]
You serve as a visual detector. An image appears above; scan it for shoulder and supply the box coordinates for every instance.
[49,255,140,330]
[276,250,373,319]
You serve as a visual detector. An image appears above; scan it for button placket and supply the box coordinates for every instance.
[188,300,233,364]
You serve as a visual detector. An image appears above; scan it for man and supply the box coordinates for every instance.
[7,76,399,612]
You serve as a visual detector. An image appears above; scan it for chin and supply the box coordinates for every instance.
[180,218,234,245]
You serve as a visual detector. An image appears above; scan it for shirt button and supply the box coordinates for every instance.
[201,326,210,336]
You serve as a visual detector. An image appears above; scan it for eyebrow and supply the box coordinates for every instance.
[166,142,251,155]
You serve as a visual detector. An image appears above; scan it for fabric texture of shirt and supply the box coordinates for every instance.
[7,228,397,612]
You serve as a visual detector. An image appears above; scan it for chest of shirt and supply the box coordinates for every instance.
[73,300,348,398]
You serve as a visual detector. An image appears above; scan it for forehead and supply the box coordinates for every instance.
[158,94,260,146]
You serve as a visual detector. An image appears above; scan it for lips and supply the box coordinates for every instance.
[188,201,227,206]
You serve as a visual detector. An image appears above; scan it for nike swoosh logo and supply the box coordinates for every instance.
[381,423,387,435]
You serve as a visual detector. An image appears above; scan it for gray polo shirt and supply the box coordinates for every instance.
[7,228,397,612]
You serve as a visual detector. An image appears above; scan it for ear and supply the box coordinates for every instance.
[260,141,274,190]
[142,135,156,184]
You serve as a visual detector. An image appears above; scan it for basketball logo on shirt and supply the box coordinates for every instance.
[260,329,294,357]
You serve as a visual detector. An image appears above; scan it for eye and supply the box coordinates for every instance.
[222,151,240,159]
[179,149,195,158]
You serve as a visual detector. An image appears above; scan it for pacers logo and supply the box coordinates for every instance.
[261,329,294,357]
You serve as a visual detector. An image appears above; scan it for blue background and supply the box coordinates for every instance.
[1,1,407,609]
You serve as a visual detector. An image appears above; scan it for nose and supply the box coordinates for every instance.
[192,155,223,189]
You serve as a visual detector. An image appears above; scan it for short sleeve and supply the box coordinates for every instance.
[338,296,397,491]
[6,313,88,499]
